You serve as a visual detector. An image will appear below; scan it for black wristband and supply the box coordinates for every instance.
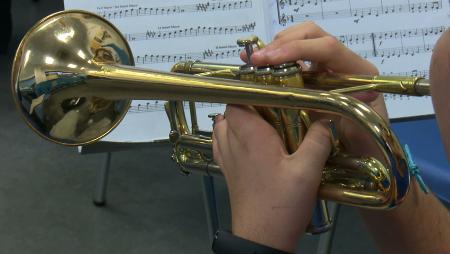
[211,230,291,254]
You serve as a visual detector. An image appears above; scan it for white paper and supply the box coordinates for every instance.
[64,0,270,142]
[270,0,449,119]
[64,0,449,142]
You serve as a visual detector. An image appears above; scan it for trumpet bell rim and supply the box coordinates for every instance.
[11,10,134,146]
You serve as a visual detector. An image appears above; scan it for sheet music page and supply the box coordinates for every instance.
[269,0,449,119]
[64,0,270,142]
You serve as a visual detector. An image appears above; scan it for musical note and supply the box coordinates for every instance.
[381,69,429,101]
[124,22,256,41]
[334,25,444,62]
[382,70,429,78]
[338,26,445,46]
[278,0,443,25]
[135,48,241,65]
[278,0,344,9]
[99,0,252,19]
[353,44,433,61]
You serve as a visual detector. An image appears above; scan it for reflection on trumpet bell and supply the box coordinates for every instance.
[12,10,133,145]
[12,10,418,235]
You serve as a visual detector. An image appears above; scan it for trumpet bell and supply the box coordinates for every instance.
[12,10,133,145]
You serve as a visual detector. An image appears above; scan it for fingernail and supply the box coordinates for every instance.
[253,48,266,57]
[215,114,224,122]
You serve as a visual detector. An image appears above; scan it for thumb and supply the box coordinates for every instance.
[291,121,332,172]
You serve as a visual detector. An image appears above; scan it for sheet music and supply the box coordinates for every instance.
[270,0,449,119]
[64,0,270,142]
[64,0,449,142]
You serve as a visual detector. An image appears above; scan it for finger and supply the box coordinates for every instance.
[290,121,331,173]
[246,21,329,65]
[226,105,282,149]
[253,37,378,75]
[240,47,264,63]
[350,91,380,103]
[240,50,248,63]
[240,21,327,65]
[368,94,388,120]
[215,114,225,123]
[212,116,228,167]
[272,21,330,47]
[338,117,384,161]
[253,37,343,66]
[224,105,265,144]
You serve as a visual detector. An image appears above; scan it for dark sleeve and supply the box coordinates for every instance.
[212,230,292,254]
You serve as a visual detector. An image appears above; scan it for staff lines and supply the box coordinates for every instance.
[338,26,444,46]
[335,26,444,62]
[125,22,256,41]
[277,0,442,25]
[99,0,252,19]
[135,48,241,65]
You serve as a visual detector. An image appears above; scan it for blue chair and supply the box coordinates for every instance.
[392,117,450,204]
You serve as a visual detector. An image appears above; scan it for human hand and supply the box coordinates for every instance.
[244,21,389,158]
[213,105,331,252]
[212,21,390,252]
[220,21,450,254]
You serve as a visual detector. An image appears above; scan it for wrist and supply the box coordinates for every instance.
[359,178,422,218]
[230,195,315,252]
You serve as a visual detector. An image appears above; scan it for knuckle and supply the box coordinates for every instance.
[289,40,303,50]
[274,31,284,40]
[303,20,317,29]
[322,35,340,48]
[303,20,322,35]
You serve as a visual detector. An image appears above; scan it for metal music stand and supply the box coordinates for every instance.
[78,141,165,206]
[78,140,221,244]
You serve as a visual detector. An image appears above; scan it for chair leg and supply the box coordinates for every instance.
[201,175,220,243]
[93,152,112,206]
[316,203,341,254]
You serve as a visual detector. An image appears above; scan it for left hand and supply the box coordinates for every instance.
[213,21,389,252]
[213,105,331,252]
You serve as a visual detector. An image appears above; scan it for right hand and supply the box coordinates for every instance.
[243,21,389,159]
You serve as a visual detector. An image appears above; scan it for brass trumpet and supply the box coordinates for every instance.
[12,10,429,233]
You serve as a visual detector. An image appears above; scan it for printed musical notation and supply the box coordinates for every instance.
[128,101,223,113]
[382,69,429,100]
[277,0,442,25]
[382,69,429,78]
[99,0,252,19]
[278,0,343,9]
[135,48,240,65]
[125,22,256,41]
[355,44,433,60]
[338,26,445,47]
[336,26,444,62]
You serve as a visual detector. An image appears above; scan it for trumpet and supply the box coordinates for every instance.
[12,10,429,233]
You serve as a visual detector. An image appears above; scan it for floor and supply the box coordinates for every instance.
[0,0,413,253]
